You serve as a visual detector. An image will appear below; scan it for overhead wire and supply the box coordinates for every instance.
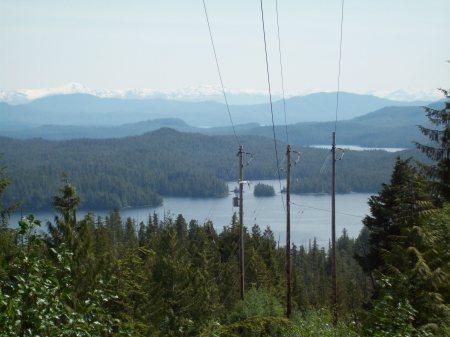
[334,0,345,133]
[258,0,285,212]
[275,0,289,144]
[202,0,240,146]
[202,0,244,230]
[290,201,363,219]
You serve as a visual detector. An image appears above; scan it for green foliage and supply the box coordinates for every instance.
[0,215,129,337]
[364,278,431,337]
[4,156,449,336]
[200,316,289,337]
[2,192,372,336]
[253,183,275,197]
[357,158,450,335]
[281,309,359,337]
[228,287,284,321]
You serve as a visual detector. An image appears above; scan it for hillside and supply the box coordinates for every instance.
[0,128,426,210]
[230,104,436,148]
[0,102,437,148]
[0,118,196,140]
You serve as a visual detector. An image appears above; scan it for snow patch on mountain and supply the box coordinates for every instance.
[0,82,443,105]
[367,88,443,102]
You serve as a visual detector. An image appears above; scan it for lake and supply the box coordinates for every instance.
[9,180,372,247]
[310,144,406,152]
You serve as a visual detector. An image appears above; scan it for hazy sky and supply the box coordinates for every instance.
[1,0,449,96]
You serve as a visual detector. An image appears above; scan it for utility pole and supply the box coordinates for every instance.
[286,144,292,318]
[238,145,245,300]
[331,132,338,326]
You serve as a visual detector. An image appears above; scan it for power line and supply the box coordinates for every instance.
[334,0,345,133]
[259,0,285,212]
[275,0,289,144]
[290,201,364,219]
[202,0,240,146]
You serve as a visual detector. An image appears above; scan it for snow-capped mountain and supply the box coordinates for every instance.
[0,82,443,105]
[0,83,277,105]
[367,88,444,102]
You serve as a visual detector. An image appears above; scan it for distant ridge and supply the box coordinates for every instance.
[0,103,436,148]
[0,92,434,129]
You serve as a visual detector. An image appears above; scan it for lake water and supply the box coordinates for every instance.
[9,180,372,247]
[310,145,406,152]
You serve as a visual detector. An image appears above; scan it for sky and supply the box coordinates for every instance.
[0,0,449,99]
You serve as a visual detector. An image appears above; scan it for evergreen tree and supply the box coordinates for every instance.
[124,217,138,248]
[175,213,188,240]
[186,220,222,326]
[358,158,450,333]
[0,166,17,278]
[0,162,16,227]
[415,88,450,203]
[137,221,147,246]
[358,158,434,277]
[47,179,97,307]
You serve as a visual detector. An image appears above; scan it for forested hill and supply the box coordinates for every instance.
[0,128,425,210]
[0,104,438,148]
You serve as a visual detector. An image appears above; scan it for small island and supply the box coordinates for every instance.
[253,183,275,197]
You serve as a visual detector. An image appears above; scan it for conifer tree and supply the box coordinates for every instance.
[0,163,16,227]
[47,177,81,252]
[124,217,138,248]
[0,165,17,277]
[359,158,434,276]
[415,88,450,203]
[47,179,97,307]
[358,158,450,333]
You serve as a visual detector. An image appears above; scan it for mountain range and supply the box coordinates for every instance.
[0,91,433,127]
[0,82,441,105]
[0,91,443,147]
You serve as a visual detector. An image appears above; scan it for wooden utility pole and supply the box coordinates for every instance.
[238,145,245,300]
[331,132,338,326]
[286,145,292,318]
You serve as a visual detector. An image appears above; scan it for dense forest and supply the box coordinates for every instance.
[0,157,448,336]
[0,129,428,210]
[0,90,449,336]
